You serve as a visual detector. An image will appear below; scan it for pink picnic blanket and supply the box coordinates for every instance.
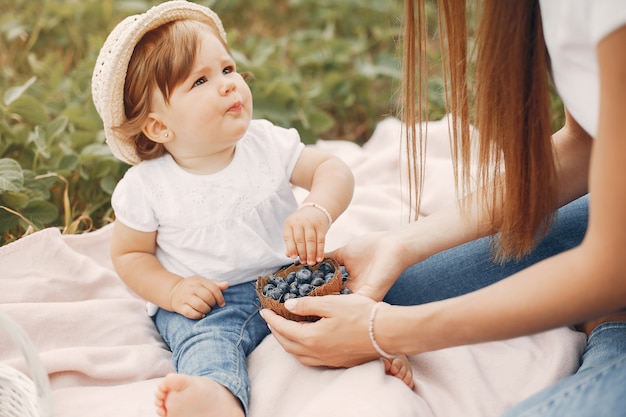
[0,117,585,417]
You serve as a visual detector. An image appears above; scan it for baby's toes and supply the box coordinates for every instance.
[389,356,414,389]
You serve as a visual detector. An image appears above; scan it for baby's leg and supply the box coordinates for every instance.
[155,373,243,417]
[382,355,415,389]
[154,283,270,417]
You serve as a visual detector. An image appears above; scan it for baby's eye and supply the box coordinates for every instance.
[192,76,207,88]
[223,65,234,75]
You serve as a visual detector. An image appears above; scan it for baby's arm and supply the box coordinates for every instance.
[285,147,355,265]
[110,221,228,319]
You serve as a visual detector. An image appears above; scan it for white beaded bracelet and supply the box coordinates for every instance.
[368,302,395,360]
[299,202,333,226]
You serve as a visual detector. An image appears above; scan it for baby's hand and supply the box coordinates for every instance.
[283,206,330,266]
[169,276,229,320]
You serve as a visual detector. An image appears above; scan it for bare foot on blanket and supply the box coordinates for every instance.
[382,354,415,389]
[155,373,244,417]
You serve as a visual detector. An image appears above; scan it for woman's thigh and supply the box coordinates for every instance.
[384,195,589,306]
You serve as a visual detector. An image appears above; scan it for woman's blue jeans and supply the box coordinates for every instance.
[502,322,626,417]
[154,282,269,416]
[384,195,626,416]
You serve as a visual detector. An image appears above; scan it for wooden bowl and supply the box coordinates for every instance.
[256,258,343,322]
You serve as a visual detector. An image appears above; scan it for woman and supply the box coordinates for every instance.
[260,0,626,415]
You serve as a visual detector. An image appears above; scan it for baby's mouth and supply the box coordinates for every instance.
[228,102,242,112]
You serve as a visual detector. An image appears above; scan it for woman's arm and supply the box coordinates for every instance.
[262,114,594,365]
[261,26,626,367]
[263,25,626,365]
[329,108,592,301]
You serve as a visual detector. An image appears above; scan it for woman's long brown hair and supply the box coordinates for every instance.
[403,0,556,260]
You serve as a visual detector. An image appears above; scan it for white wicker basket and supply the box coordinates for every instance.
[0,312,53,417]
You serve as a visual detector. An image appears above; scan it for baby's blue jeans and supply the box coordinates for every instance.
[385,195,626,416]
[154,282,269,416]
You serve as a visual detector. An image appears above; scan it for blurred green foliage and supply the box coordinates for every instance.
[0,0,409,244]
[0,0,563,245]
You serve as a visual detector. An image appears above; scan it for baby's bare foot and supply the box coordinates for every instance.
[155,373,244,417]
[382,354,414,389]
[576,310,626,336]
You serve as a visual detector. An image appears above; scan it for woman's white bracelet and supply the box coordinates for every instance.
[368,302,395,360]
[299,202,333,226]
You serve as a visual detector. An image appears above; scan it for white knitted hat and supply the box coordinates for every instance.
[91,0,227,165]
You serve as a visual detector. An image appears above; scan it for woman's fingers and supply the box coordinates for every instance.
[283,293,343,319]
[259,309,322,362]
[260,294,380,368]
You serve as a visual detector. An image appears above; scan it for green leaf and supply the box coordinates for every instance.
[63,104,102,131]
[7,95,49,126]
[24,171,55,200]
[3,76,37,106]
[21,199,59,227]
[307,109,335,134]
[28,126,50,159]
[58,154,79,171]
[46,116,69,141]
[80,144,114,161]
[0,191,30,209]
[100,175,117,195]
[0,209,19,234]
[0,158,24,193]
[71,130,102,150]
[263,81,298,105]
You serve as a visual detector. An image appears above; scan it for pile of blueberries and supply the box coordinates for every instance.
[261,261,351,303]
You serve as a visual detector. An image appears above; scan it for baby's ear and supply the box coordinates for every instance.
[142,113,172,143]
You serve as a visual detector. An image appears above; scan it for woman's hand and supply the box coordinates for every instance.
[327,231,409,301]
[169,276,229,320]
[260,293,380,368]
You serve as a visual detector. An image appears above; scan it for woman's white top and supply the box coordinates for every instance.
[112,119,305,313]
[540,0,626,136]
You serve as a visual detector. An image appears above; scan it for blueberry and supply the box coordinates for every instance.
[268,287,284,301]
[311,270,325,280]
[340,266,348,278]
[283,292,297,301]
[285,272,297,284]
[340,287,352,294]
[298,283,313,296]
[324,272,335,283]
[277,281,289,293]
[296,268,312,284]
[311,277,325,287]
[262,283,275,296]
[318,262,334,275]
[269,275,285,287]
